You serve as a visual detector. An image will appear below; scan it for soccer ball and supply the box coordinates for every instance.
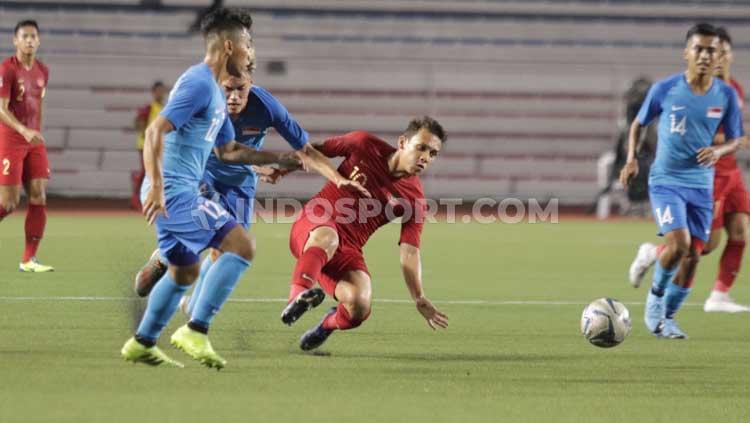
[580,298,632,348]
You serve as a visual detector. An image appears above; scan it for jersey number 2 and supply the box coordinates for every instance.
[2,158,9,176]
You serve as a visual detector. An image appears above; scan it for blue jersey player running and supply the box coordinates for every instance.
[620,23,744,339]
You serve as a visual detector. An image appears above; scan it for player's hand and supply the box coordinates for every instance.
[618,160,638,187]
[143,186,168,225]
[415,296,449,330]
[697,146,720,167]
[21,128,45,145]
[278,152,303,170]
[336,178,372,198]
[252,165,287,184]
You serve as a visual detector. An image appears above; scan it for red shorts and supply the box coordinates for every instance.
[712,168,750,230]
[289,209,369,297]
[0,139,50,186]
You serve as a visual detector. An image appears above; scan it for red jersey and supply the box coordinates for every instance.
[0,56,49,143]
[715,78,745,175]
[311,131,426,249]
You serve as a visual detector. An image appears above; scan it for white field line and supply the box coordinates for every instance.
[0,296,704,307]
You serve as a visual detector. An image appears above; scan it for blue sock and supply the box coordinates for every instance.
[190,252,250,329]
[187,255,214,315]
[664,282,692,319]
[651,260,678,297]
[136,272,189,344]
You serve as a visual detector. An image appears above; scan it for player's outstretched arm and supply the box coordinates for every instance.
[296,144,371,197]
[214,141,300,167]
[400,242,449,330]
[619,119,643,187]
[142,115,172,224]
[0,98,44,144]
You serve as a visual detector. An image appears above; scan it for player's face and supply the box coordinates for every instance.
[684,34,719,77]
[13,26,40,56]
[714,41,733,79]
[222,75,252,115]
[225,29,254,78]
[398,128,442,175]
[152,85,169,104]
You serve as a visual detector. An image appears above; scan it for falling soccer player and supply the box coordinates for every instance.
[280,116,450,351]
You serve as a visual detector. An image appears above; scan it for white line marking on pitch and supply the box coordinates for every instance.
[0,296,703,307]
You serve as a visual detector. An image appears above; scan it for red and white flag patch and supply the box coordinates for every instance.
[707,107,723,118]
[242,127,261,136]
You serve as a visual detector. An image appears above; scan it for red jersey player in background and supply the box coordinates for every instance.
[0,20,53,272]
[280,116,449,351]
[628,26,749,312]
[701,26,750,312]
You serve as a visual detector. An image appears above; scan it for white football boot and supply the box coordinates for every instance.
[704,290,750,313]
[628,242,658,288]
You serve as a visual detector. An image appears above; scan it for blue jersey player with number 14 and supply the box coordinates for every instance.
[120,8,259,368]
[620,23,745,339]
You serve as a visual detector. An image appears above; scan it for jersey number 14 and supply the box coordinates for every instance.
[670,113,687,136]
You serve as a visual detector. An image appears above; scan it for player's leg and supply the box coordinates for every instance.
[705,212,750,312]
[184,183,249,316]
[705,173,750,312]
[183,247,219,315]
[0,185,21,221]
[660,191,713,339]
[644,185,691,335]
[19,145,52,271]
[19,177,52,271]
[281,223,338,325]
[300,270,372,351]
[122,245,200,368]
[0,144,25,221]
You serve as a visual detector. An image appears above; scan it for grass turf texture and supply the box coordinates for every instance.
[1,214,749,423]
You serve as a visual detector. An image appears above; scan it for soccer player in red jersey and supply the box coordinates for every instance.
[701,27,750,312]
[628,26,750,312]
[0,20,53,272]
[280,116,450,351]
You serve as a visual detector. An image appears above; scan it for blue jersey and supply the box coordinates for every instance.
[204,86,309,193]
[638,73,743,189]
[143,63,234,198]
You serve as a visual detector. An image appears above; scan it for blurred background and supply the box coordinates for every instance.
[2,0,749,215]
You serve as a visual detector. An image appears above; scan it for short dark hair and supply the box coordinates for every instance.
[14,19,39,35]
[200,7,253,39]
[404,116,447,143]
[685,22,718,42]
[151,81,165,91]
[716,26,732,45]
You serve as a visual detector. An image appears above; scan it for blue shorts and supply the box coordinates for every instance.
[649,184,713,241]
[152,190,238,266]
[200,175,255,230]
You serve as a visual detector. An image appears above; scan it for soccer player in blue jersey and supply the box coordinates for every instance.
[620,23,744,339]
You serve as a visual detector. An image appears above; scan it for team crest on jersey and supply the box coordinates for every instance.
[707,107,723,118]
[241,127,261,136]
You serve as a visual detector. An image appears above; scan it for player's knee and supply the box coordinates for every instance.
[172,266,200,285]
[28,192,46,205]
[232,235,255,261]
[308,226,339,257]
[348,296,372,325]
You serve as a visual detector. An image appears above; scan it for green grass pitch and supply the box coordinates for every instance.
[1,214,749,422]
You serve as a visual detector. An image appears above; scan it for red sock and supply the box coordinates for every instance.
[321,303,359,331]
[287,246,328,302]
[23,204,47,262]
[714,240,745,293]
[0,205,11,220]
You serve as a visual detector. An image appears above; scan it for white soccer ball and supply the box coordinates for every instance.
[580,298,632,348]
